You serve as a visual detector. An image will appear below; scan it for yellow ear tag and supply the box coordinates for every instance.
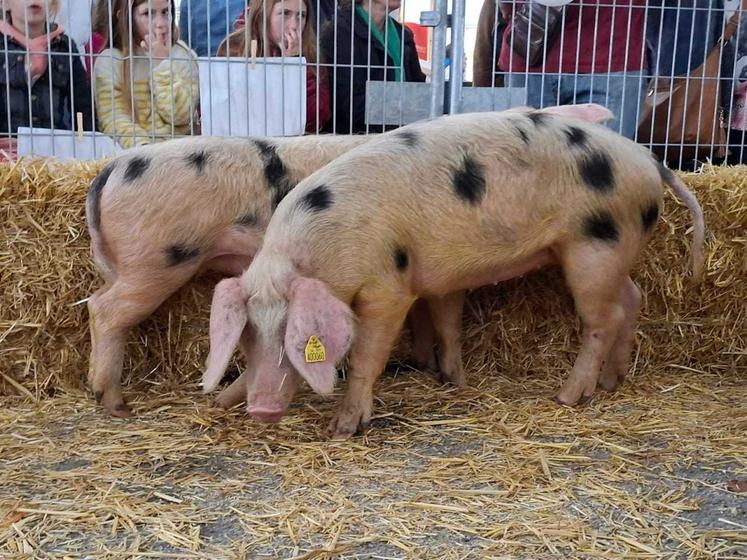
[304,335,326,363]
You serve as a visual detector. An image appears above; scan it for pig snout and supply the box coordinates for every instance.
[246,367,299,423]
[248,406,286,423]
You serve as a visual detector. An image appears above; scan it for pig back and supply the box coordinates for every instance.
[263,111,664,295]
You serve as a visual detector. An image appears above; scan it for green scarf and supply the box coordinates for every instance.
[356,5,403,81]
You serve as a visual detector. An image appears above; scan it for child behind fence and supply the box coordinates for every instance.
[217,0,332,134]
[93,0,199,148]
[0,0,94,157]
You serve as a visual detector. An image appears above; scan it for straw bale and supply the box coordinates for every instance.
[1,159,744,397]
[1,157,745,557]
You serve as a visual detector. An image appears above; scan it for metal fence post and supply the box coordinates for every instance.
[422,0,448,118]
[449,0,466,114]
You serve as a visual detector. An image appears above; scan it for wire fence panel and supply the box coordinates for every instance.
[1,0,744,170]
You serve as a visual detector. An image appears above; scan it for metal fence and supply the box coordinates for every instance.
[1,1,746,170]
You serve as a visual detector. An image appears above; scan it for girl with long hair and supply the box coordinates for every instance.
[217,0,331,133]
[93,0,199,147]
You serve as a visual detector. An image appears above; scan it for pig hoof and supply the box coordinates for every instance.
[598,374,624,393]
[110,402,133,418]
[214,392,245,410]
[410,348,438,372]
[554,392,593,407]
[325,411,370,440]
[437,370,466,388]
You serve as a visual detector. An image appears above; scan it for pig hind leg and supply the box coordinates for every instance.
[428,291,467,387]
[598,276,642,392]
[326,291,415,440]
[88,267,199,416]
[555,244,629,406]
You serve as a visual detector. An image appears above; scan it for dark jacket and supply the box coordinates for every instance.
[645,0,723,77]
[310,0,342,29]
[320,6,426,134]
[473,0,507,87]
[0,31,94,135]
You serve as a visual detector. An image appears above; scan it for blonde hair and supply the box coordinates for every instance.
[217,0,317,63]
[108,0,179,120]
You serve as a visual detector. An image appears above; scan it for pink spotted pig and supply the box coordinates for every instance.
[202,105,705,439]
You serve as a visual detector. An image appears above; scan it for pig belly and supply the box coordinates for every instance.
[419,249,556,296]
[197,228,262,277]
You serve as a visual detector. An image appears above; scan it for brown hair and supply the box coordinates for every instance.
[217,0,316,63]
[108,0,179,119]
[90,0,112,37]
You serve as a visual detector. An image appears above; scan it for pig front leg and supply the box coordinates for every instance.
[428,291,467,387]
[407,299,438,371]
[325,292,415,440]
[213,327,255,409]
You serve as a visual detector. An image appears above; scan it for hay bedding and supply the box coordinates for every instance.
[0,158,745,558]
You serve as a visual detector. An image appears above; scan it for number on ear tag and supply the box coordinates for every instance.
[304,335,326,363]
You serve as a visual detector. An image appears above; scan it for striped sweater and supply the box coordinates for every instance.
[93,41,199,148]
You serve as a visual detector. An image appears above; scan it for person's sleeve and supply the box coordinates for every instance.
[151,51,200,127]
[403,27,426,82]
[473,1,497,87]
[69,40,95,131]
[93,53,153,148]
[321,22,357,133]
[306,66,332,133]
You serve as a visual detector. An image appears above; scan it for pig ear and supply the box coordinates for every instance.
[284,277,355,395]
[540,103,614,124]
[202,277,249,394]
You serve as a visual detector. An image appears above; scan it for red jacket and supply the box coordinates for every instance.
[499,0,646,74]
[306,66,332,133]
[84,31,107,78]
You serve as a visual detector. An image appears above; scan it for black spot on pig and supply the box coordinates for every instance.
[124,156,150,182]
[300,185,333,212]
[579,151,614,193]
[394,247,408,271]
[514,125,530,145]
[94,390,103,404]
[254,140,295,208]
[166,244,200,266]
[87,162,115,230]
[236,212,259,227]
[583,211,619,242]
[452,155,486,205]
[564,126,588,148]
[527,111,550,127]
[187,150,209,173]
[641,202,659,232]
[271,183,296,208]
[396,130,419,147]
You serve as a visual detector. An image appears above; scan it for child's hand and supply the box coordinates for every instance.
[141,32,170,59]
[281,29,301,57]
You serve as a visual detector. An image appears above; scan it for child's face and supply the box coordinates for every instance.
[132,0,172,43]
[4,0,58,31]
[268,0,306,51]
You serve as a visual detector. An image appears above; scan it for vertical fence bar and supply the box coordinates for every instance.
[449,0,466,114]
[428,0,447,118]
